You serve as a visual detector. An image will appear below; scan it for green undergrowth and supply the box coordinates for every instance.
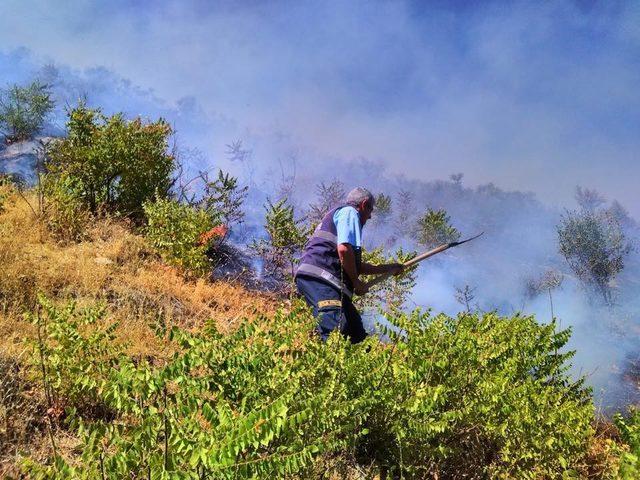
[19,296,606,479]
[614,407,640,478]
[143,197,219,277]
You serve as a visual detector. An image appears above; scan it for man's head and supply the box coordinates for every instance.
[346,187,375,226]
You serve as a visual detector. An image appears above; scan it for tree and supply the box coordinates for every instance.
[374,192,392,224]
[575,186,606,212]
[275,153,298,203]
[251,198,309,289]
[225,139,254,185]
[392,189,415,238]
[455,284,476,312]
[608,200,636,229]
[523,269,563,320]
[0,80,54,143]
[415,208,460,249]
[307,180,345,227]
[198,169,248,232]
[225,139,252,163]
[557,208,632,304]
[449,173,464,186]
[44,103,174,220]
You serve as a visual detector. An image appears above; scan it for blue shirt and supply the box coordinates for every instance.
[333,206,362,247]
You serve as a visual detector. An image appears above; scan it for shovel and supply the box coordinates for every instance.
[365,232,484,289]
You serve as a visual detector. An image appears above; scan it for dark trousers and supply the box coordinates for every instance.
[295,274,367,344]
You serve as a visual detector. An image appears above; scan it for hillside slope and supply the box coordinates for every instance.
[0,185,280,476]
[0,183,635,479]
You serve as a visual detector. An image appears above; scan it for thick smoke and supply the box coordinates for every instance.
[1,1,639,215]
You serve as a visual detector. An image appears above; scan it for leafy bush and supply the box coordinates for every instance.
[358,246,418,312]
[415,208,460,248]
[41,173,92,241]
[251,198,308,287]
[0,80,54,143]
[24,299,596,478]
[44,103,174,221]
[558,207,632,304]
[25,296,123,416]
[197,169,248,232]
[614,408,640,479]
[144,198,219,276]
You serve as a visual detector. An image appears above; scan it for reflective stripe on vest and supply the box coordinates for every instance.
[296,263,353,298]
[310,229,337,244]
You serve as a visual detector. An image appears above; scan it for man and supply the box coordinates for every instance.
[295,187,403,343]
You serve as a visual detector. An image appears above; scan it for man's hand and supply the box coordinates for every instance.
[386,263,404,276]
[353,278,369,296]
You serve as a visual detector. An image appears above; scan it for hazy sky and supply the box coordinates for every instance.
[1,0,638,215]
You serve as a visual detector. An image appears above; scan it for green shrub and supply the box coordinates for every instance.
[365,311,593,479]
[144,198,219,276]
[558,207,632,304]
[358,246,418,312]
[415,208,460,248]
[44,103,174,221]
[614,408,640,479]
[250,198,308,287]
[0,80,54,143]
[24,299,595,479]
[25,295,123,416]
[198,169,248,231]
[41,173,92,242]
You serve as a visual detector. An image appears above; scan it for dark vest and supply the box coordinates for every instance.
[296,204,362,297]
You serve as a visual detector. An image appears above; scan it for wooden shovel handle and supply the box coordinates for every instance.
[364,243,451,289]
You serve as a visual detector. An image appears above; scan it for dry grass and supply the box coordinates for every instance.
[0,353,42,477]
[573,416,626,479]
[0,186,281,474]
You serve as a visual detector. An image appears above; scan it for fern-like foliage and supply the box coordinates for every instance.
[24,297,595,479]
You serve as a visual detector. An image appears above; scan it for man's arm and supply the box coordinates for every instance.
[337,243,369,294]
[360,262,404,276]
[334,206,401,294]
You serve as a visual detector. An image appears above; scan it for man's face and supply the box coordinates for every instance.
[359,199,374,226]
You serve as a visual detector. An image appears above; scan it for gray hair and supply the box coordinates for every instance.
[346,187,375,208]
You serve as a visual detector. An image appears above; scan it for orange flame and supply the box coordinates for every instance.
[198,224,228,246]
